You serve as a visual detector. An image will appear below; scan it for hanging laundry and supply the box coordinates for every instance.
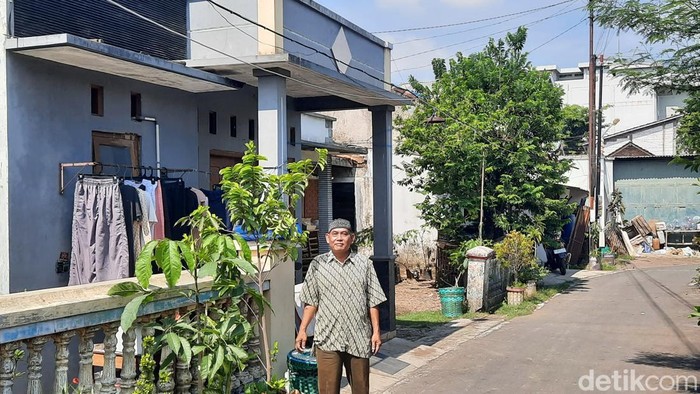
[124,179,159,237]
[154,180,166,239]
[201,188,231,229]
[132,187,152,268]
[69,177,129,285]
[190,187,209,207]
[161,178,189,240]
[119,184,142,277]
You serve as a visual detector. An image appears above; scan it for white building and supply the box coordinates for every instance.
[540,63,697,245]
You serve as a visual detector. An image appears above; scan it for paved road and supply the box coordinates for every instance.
[388,262,700,393]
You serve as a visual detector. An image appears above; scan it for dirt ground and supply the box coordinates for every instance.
[395,279,442,315]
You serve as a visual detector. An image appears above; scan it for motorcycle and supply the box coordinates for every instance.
[544,245,570,275]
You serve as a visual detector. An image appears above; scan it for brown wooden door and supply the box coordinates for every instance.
[209,150,242,188]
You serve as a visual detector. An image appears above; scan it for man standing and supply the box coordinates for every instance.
[296,218,387,394]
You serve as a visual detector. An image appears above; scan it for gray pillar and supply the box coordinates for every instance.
[318,163,333,254]
[254,68,289,175]
[369,106,395,334]
[466,246,497,312]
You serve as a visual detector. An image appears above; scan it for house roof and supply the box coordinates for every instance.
[301,139,368,155]
[604,114,682,140]
[6,34,244,93]
[188,53,411,109]
[608,142,654,158]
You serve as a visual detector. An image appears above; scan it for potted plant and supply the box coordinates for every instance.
[437,239,480,317]
[494,231,538,305]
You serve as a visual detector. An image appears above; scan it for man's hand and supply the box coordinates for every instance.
[371,331,382,355]
[295,331,308,352]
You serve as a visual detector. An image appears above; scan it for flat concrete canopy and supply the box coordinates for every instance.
[6,34,244,93]
[301,140,367,155]
[187,53,412,110]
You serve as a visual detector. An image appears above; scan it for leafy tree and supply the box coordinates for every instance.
[591,0,700,171]
[395,27,574,243]
[561,104,590,155]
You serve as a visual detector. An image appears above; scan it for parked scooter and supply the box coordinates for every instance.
[544,245,570,275]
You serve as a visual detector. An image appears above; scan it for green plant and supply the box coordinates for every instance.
[520,264,549,284]
[108,142,326,391]
[244,376,287,394]
[134,336,157,394]
[444,239,483,287]
[109,206,254,392]
[689,306,700,326]
[397,310,487,325]
[219,141,326,382]
[494,231,538,287]
[352,226,374,252]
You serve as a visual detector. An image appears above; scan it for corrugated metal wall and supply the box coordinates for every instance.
[12,0,187,60]
[616,178,700,224]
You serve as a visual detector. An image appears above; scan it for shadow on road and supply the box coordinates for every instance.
[626,351,700,371]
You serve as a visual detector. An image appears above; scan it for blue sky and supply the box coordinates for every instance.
[316,0,646,85]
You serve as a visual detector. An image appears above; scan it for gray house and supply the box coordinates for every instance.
[0,0,407,337]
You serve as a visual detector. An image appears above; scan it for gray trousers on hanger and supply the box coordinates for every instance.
[69,178,130,285]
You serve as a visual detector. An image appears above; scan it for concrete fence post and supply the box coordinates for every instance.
[466,246,505,312]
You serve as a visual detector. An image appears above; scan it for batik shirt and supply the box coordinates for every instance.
[299,251,387,358]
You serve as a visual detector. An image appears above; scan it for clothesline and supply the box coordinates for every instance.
[59,160,290,194]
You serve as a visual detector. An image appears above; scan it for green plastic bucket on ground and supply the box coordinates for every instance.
[288,349,318,394]
[438,287,464,318]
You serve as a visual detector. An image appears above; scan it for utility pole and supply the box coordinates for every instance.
[587,0,599,268]
[595,54,604,223]
[596,55,605,251]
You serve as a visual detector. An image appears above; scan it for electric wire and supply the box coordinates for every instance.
[371,0,577,34]
[393,0,579,45]
[391,3,581,75]
[107,0,563,157]
[205,0,390,91]
[207,2,314,58]
[393,6,585,61]
[529,17,588,53]
[106,0,408,102]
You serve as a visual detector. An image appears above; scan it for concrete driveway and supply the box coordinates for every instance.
[386,259,700,393]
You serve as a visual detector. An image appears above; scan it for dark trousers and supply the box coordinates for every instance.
[315,348,369,394]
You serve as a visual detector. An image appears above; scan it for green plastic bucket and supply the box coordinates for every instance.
[438,287,464,318]
[288,349,318,394]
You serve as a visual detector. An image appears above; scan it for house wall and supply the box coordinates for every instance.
[544,64,686,135]
[325,108,436,241]
[613,158,698,182]
[552,66,656,135]
[283,0,387,88]
[0,0,9,294]
[187,0,259,60]
[657,91,688,120]
[605,118,680,157]
[564,155,590,193]
[195,88,302,187]
[300,113,331,143]
[6,54,199,292]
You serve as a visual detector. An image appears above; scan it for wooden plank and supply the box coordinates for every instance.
[567,205,589,266]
